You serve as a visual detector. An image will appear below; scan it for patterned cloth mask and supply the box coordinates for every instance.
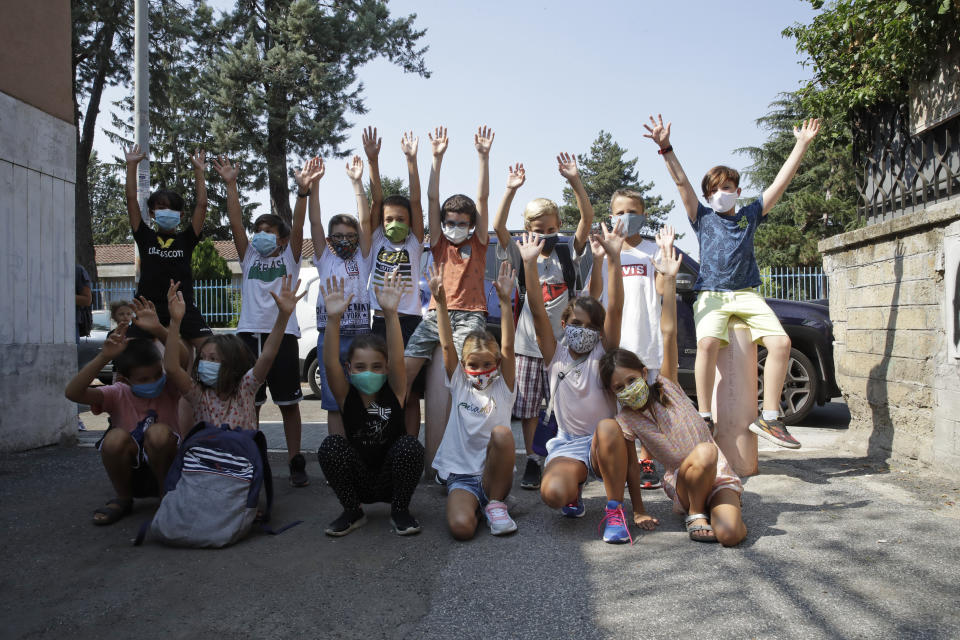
[464,365,500,390]
[564,325,600,354]
[616,376,650,411]
[330,237,359,260]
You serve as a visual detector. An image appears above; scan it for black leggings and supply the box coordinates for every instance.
[317,435,424,512]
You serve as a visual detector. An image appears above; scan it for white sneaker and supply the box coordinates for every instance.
[484,500,517,536]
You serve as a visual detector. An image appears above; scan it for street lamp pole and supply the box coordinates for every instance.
[134,0,150,283]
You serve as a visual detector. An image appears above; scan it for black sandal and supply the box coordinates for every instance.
[92,498,132,526]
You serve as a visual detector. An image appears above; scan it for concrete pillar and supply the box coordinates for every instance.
[713,319,759,477]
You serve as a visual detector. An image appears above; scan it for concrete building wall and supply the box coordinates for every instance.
[820,198,960,477]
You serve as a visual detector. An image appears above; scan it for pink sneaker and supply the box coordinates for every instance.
[484,500,517,536]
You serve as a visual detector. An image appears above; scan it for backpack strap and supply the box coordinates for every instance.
[133,517,153,546]
[543,352,590,422]
[252,430,274,522]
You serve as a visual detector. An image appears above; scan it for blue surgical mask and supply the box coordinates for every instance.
[611,213,644,237]
[197,360,221,387]
[154,209,181,232]
[350,371,387,395]
[251,231,278,257]
[130,373,167,399]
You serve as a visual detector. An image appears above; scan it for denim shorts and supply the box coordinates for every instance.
[445,473,489,508]
[316,330,360,411]
[404,310,487,360]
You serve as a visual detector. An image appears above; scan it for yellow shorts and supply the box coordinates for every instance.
[693,289,786,344]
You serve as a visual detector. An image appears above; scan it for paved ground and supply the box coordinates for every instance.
[3,397,960,639]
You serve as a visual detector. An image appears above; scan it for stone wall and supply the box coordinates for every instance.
[820,198,960,476]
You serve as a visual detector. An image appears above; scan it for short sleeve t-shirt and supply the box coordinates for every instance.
[692,197,764,292]
[91,380,182,435]
[133,223,200,306]
[236,243,301,336]
[368,227,423,316]
[498,237,585,359]
[598,240,664,369]
[183,368,262,431]
[548,339,616,438]
[340,384,406,470]
[432,364,516,480]
[314,248,372,335]
[428,232,487,313]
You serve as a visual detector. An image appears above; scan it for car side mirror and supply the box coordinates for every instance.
[676,273,694,293]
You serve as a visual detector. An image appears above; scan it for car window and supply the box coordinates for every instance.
[91,310,111,331]
[484,242,499,281]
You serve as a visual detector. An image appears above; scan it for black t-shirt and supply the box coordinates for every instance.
[133,223,199,307]
[341,384,405,470]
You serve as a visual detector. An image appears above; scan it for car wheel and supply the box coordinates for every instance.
[307,356,322,398]
[757,347,819,426]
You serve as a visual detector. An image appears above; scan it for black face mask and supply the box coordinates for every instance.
[539,233,559,253]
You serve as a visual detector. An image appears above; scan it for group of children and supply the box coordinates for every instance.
[68,114,821,546]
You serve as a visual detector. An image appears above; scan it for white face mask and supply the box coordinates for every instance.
[708,190,738,213]
[442,225,474,244]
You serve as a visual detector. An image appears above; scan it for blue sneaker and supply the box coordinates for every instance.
[560,484,585,518]
[598,500,633,545]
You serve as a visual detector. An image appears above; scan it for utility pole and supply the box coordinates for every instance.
[134,0,149,282]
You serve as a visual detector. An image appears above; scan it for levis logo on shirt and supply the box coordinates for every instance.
[622,264,648,277]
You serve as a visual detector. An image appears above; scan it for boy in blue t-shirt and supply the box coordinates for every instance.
[643,113,820,449]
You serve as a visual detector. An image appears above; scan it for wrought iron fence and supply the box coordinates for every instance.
[92,279,241,326]
[758,267,827,302]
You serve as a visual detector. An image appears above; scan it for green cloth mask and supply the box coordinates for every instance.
[384,221,410,243]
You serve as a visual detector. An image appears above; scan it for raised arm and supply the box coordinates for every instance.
[597,221,625,350]
[189,149,208,236]
[762,118,820,216]
[428,263,458,378]
[131,296,189,369]
[518,233,556,364]
[292,157,323,260]
[401,131,424,242]
[362,126,383,230]
[346,156,372,258]
[427,126,448,242]
[474,125,494,244]
[164,281,195,395]
[644,114,699,224]
[213,155,247,257]
[374,270,408,405]
[493,261,516,391]
[305,157,327,261]
[254,275,305,383]
[65,324,129,406]
[654,226,681,383]
[587,240,605,299]
[124,144,147,232]
[557,152,593,254]
[319,276,352,407]
[493,163,525,247]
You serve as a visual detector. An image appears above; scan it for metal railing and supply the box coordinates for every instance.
[758,267,827,302]
[92,279,241,326]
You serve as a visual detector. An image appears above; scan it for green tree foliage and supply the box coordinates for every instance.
[191,237,232,279]
[737,93,861,268]
[88,151,130,245]
[559,131,672,234]
[191,238,235,327]
[207,0,429,224]
[784,0,959,123]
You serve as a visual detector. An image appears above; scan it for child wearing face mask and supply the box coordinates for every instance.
[430,260,518,540]
[308,156,376,438]
[596,235,746,546]
[66,328,185,526]
[163,276,305,433]
[123,144,213,348]
[214,155,317,488]
[315,271,425,537]
[518,225,627,530]
[644,114,820,450]
[492,154,594,490]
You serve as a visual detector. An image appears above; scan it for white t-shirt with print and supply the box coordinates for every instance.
[236,243,301,336]
[598,239,663,369]
[368,227,423,316]
[314,248,372,335]
[432,364,516,480]
[548,339,616,438]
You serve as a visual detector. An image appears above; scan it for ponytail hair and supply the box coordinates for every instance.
[598,348,668,408]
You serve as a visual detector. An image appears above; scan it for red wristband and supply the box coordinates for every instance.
[657,146,673,155]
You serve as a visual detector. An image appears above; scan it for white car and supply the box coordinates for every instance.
[294,265,324,397]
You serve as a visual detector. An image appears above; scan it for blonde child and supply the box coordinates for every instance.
[431,261,518,540]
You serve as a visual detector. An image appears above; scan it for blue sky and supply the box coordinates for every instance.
[96,0,819,257]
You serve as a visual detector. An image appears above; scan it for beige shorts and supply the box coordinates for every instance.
[693,289,786,344]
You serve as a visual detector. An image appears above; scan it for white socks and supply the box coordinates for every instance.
[761,409,780,422]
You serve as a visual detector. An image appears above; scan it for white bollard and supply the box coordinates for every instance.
[712,319,759,477]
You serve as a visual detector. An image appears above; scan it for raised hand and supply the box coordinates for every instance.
[493,260,516,303]
[794,118,820,144]
[556,152,579,181]
[270,274,306,316]
[642,114,672,149]
[474,125,495,156]
[190,148,206,173]
[212,155,239,185]
[654,225,681,277]
[167,280,185,322]
[429,126,448,158]
[362,126,382,161]
[101,323,129,360]
[295,156,324,189]
[517,231,544,264]
[598,218,626,257]
[427,263,446,306]
[400,131,418,158]
[506,163,526,190]
[345,155,364,182]
[374,269,406,313]
[131,296,161,333]
[125,144,147,166]
[319,276,354,317]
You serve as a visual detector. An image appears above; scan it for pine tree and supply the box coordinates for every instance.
[559,131,672,234]
[88,152,130,245]
[207,0,429,224]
